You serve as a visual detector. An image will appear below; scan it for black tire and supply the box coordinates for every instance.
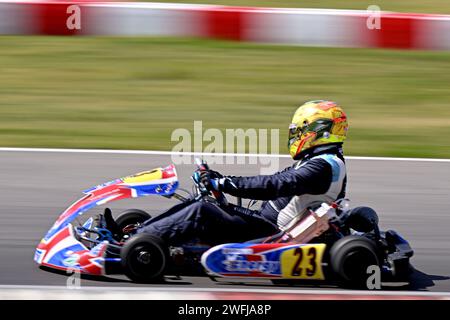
[120,233,169,283]
[330,235,381,288]
[115,209,151,230]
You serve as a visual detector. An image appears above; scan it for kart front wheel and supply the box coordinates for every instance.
[116,209,151,230]
[120,233,169,283]
[330,235,380,288]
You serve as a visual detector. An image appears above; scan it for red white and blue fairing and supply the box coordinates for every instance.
[34,165,178,275]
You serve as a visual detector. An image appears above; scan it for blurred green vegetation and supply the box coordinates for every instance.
[0,37,449,158]
[150,0,450,14]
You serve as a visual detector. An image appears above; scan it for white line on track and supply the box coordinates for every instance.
[1,147,450,163]
[0,285,450,297]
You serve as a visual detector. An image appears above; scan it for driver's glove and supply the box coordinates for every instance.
[193,169,223,191]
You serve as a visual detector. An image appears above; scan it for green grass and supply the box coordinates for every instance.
[0,37,449,158]
[150,0,450,14]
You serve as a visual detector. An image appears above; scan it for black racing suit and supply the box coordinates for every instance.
[137,144,346,246]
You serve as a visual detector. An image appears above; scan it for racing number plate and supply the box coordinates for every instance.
[280,244,326,280]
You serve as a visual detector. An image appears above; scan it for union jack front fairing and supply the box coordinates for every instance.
[34,165,178,275]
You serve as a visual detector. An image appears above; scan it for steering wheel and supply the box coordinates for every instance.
[194,158,228,206]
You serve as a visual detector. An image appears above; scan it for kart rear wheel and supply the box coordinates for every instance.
[330,235,380,288]
[116,209,151,230]
[120,233,169,283]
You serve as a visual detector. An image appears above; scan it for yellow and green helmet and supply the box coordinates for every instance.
[288,100,348,160]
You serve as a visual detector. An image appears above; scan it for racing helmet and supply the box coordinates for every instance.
[288,100,348,160]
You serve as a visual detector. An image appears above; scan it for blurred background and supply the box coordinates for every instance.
[0,1,449,293]
[0,0,449,159]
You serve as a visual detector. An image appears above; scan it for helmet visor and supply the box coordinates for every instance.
[288,123,302,147]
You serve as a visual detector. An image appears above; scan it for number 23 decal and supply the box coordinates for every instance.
[281,244,326,280]
[291,247,317,277]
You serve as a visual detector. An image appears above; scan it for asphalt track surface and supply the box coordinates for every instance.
[0,149,449,293]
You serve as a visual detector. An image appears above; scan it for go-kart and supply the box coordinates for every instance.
[35,159,414,288]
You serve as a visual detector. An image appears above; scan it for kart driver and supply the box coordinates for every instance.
[108,100,349,246]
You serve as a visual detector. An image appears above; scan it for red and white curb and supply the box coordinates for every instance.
[0,285,450,300]
[0,1,450,50]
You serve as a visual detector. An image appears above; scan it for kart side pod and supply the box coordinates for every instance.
[201,242,328,281]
